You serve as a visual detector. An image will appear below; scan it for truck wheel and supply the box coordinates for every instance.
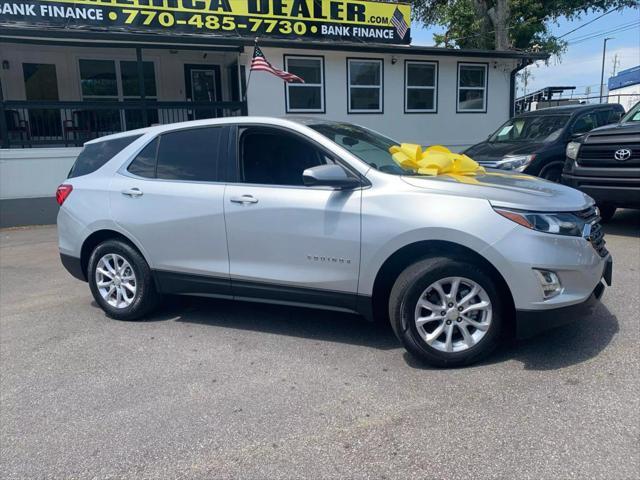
[389,257,504,368]
[540,164,563,183]
[598,204,616,223]
[87,239,160,321]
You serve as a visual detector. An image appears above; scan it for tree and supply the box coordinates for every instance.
[411,0,639,54]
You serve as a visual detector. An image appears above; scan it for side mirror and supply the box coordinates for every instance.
[302,164,361,189]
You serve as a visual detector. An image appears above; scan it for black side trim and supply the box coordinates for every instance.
[515,283,604,339]
[232,279,357,312]
[151,270,367,316]
[154,270,232,298]
[356,294,375,322]
[60,254,86,282]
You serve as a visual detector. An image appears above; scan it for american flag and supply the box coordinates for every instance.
[391,7,408,39]
[250,45,304,83]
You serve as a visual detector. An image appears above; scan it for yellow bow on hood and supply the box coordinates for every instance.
[389,144,486,179]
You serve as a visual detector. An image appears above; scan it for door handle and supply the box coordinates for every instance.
[230,195,259,204]
[122,187,143,198]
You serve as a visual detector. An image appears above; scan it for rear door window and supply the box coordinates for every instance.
[156,127,223,181]
[69,134,141,178]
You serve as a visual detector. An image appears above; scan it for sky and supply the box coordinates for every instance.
[410,6,640,97]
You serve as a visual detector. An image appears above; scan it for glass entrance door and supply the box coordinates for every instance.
[184,64,222,120]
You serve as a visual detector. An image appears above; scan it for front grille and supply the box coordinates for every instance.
[574,206,609,257]
[577,143,640,168]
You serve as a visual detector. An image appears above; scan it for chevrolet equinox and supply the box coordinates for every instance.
[57,117,612,367]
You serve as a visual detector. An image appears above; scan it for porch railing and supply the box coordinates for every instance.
[0,100,248,148]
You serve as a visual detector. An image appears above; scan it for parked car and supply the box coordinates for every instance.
[57,117,612,367]
[562,101,640,222]
[464,103,625,182]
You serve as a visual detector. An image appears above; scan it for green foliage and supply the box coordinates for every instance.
[411,0,639,54]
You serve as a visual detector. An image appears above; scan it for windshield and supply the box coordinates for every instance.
[309,122,410,174]
[489,114,570,143]
[621,102,640,123]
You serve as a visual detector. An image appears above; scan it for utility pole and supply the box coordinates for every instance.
[611,54,620,77]
[599,37,613,103]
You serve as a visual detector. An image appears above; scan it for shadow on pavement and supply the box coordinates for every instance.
[487,303,619,371]
[140,294,618,370]
[154,295,401,351]
[602,209,639,238]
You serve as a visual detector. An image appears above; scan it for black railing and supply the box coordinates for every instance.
[0,100,248,148]
[515,93,640,114]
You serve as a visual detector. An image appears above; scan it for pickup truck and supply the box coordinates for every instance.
[563,101,640,221]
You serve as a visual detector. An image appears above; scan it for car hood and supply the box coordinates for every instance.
[401,170,592,212]
[588,121,640,134]
[464,140,542,162]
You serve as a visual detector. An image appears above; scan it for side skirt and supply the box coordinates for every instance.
[152,270,374,320]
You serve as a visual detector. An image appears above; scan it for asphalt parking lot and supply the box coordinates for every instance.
[1,210,639,479]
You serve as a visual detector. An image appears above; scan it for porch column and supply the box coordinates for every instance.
[135,47,148,127]
[0,83,9,148]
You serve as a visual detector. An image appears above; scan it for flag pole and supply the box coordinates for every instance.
[242,37,258,106]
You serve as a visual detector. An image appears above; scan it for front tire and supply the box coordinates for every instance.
[540,164,563,183]
[389,257,504,368]
[598,204,616,223]
[88,239,160,320]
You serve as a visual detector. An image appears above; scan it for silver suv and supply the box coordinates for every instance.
[57,117,612,367]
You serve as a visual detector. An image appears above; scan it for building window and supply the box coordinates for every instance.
[405,61,437,113]
[79,59,118,98]
[284,56,324,113]
[457,63,488,113]
[347,58,383,113]
[78,59,158,131]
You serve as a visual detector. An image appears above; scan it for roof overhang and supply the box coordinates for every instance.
[0,25,549,61]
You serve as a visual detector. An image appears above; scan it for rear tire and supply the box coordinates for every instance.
[598,204,616,223]
[389,257,503,368]
[88,239,160,321]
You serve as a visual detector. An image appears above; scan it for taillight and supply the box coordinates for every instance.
[56,184,73,205]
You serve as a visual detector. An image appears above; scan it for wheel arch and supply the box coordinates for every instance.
[369,240,515,330]
[538,159,565,179]
[80,229,148,280]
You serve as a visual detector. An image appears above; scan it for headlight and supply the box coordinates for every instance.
[495,154,535,172]
[566,141,581,160]
[494,208,586,236]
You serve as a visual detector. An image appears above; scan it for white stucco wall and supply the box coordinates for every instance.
[0,147,80,200]
[245,47,517,150]
[607,84,640,111]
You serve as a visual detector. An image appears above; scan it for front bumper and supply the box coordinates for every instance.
[515,256,611,338]
[561,172,640,208]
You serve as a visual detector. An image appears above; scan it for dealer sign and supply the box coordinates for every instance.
[0,0,412,44]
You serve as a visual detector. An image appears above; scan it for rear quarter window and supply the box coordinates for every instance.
[68,135,142,178]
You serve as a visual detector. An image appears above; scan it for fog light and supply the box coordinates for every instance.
[534,269,563,299]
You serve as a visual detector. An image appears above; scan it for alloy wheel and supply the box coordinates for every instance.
[95,253,137,309]
[414,276,492,353]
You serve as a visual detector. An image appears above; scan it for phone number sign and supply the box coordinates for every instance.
[0,0,412,44]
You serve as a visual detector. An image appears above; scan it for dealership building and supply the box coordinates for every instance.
[0,0,545,226]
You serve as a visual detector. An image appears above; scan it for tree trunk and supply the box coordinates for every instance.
[471,0,493,50]
[487,0,511,50]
